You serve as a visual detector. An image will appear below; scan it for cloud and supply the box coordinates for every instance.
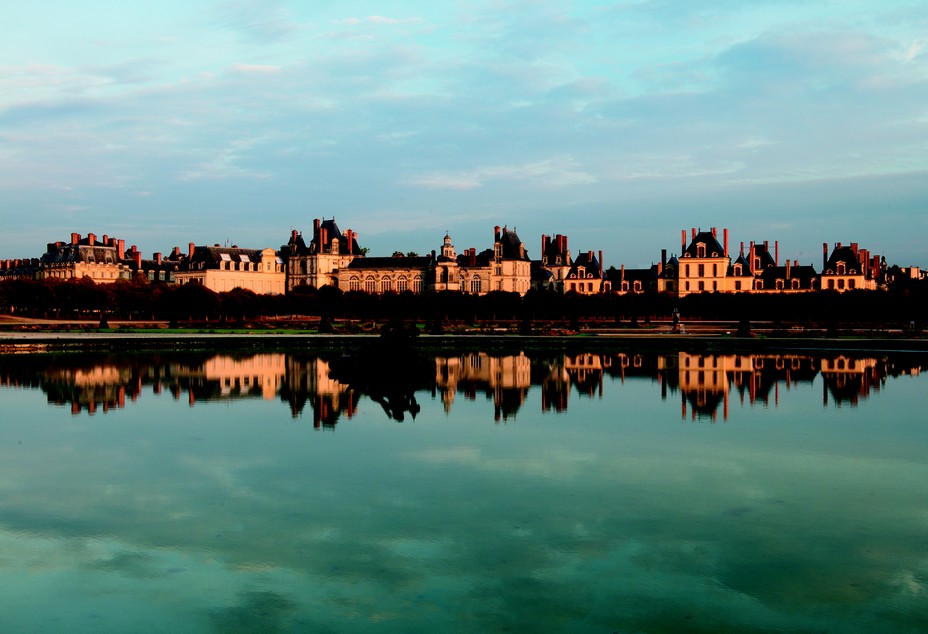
[231,64,282,74]
[403,157,597,191]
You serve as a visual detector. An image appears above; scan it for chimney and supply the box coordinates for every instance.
[133,251,142,269]
[775,241,778,266]
[172,246,180,258]
[749,242,756,275]
[130,244,137,255]
[599,250,603,276]
[71,232,80,245]
[681,230,686,251]
[189,242,196,259]
[786,259,791,279]
[469,248,476,266]
[851,242,859,257]
[837,242,842,249]
[314,218,321,235]
[740,241,744,257]
[620,264,625,282]
[691,227,696,240]
[154,252,162,264]
[711,227,717,238]
[661,249,667,270]
[88,233,96,246]
[494,225,501,242]
[102,234,108,245]
[117,239,125,260]
[321,228,328,252]
[723,228,728,258]
[823,243,828,270]
[347,229,353,255]
[541,234,548,259]
[291,229,298,242]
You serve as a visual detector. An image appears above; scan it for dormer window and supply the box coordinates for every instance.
[837,263,846,275]
[733,264,742,275]
[696,244,706,257]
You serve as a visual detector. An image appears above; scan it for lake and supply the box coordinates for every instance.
[0,347,926,632]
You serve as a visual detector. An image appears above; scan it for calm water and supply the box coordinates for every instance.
[0,348,926,633]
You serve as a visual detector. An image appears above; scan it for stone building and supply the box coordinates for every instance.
[35,232,178,284]
[174,244,285,295]
[282,218,362,291]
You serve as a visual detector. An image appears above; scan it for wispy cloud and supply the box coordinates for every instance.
[403,157,597,191]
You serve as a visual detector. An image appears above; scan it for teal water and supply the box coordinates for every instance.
[0,351,926,633]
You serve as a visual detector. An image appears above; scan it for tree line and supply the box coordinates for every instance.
[0,274,924,328]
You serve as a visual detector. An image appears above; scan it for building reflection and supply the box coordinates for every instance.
[0,349,922,423]
[435,353,531,421]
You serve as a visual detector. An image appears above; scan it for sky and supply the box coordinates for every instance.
[1,1,926,269]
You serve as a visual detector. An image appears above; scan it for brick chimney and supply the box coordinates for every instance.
[723,228,728,258]
[71,232,80,245]
[691,227,696,241]
[494,225,501,242]
[711,227,717,238]
[823,243,828,270]
[189,242,196,258]
[173,246,181,258]
[88,233,96,246]
[749,242,756,275]
[598,250,603,276]
[681,230,686,252]
[154,252,162,264]
[133,251,142,269]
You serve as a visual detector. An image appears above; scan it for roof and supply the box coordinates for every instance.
[497,226,530,261]
[566,251,603,280]
[728,254,754,277]
[179,246,268,271]
[345,256,433,270]
[824,246,863,273]
[758,265,818,285]
[682,231,726,258]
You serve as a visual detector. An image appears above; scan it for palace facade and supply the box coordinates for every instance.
[0,220,910,298]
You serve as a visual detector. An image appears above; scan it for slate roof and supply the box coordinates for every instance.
[178,246,267,271]
[824,246,863,273]
[566,251,603,280]
[498,227,530,261]
[682,231,726,258]
[757,265,818,287]
[345,256,434,270]
[728,254,755,277]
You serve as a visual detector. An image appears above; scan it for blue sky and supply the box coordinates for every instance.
[2,1,926,268]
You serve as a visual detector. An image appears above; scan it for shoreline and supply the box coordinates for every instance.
[2,330,927,355]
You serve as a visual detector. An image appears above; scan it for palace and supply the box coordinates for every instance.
[0,219,915,297]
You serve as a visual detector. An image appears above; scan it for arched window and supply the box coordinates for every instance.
[697,244,706,257]
[412,277,422,293]
[470,275,482,294]
[381,277,393,293]
[349,276,360,291]
[365,276,376,293]
[397,276,408,293]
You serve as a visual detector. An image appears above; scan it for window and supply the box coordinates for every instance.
[735,280,742,290]
[349,276,360,291]
[776,280,784,290]
[684,264,690,276]
[365,276,376,293]
[734,264,742,275]
[838,279,845,290]
[685,281,690,290]
[791,279,800,289]
[837,262,846,275]
[381,277,393,293]
[698,264,705,277]
[698,281,705,291]
[755,280,763,290]
[828,279,835,289]
[697,244,706,257]
[412,278,422,293]
[849,279,856,289]
[712,264,717,276]
[712,281,717,290]
[621,281,629,292]
[633,281,642,292]
[470,275,482,294]
[397,276,408,293]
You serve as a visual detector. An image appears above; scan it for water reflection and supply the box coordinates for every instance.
[0,349,923,422]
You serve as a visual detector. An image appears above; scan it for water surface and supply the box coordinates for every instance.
[0,350,926,632]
